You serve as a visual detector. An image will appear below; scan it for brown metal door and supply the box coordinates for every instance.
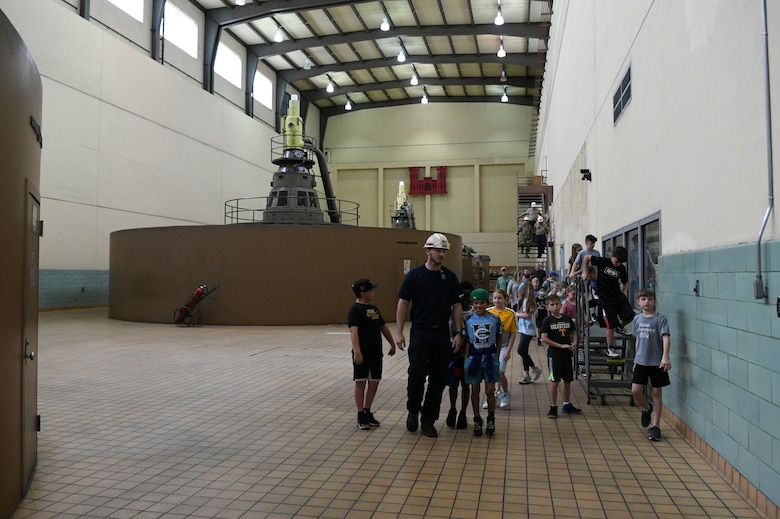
[22,181,40,489]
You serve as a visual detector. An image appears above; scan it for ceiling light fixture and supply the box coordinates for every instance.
[235,0,246,5]
[274,27,283,43]
[345,98,352,111]
[303,57,312,70]
[397,49,406,62]
[421,89,428,104]
[326,80,334,93]
[380,16,390,32]
[495,0,504,25]
[411,72,418,86]
[500,69,507,82]
[497,36,506,58]
[501,87,508,103]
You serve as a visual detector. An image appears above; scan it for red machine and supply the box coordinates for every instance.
[174,284,219,326]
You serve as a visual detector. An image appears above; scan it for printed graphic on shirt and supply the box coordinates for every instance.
[366,308,381,320]
[469,322,496,350]
[635,320,656,339]
[603,266,621,279]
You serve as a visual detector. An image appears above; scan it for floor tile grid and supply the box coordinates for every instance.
[10,309,764,519]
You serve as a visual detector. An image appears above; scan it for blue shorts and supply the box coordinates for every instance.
[464,355,501,385]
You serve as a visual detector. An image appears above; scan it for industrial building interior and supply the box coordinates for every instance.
[1,0,777,518]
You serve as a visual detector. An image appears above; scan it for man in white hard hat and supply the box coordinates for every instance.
[396,232,464,438]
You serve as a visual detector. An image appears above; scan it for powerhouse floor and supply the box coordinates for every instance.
[11,308,763,519]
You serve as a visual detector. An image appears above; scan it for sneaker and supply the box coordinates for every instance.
[456,411,467,429]
[648,425,661,441]
[500,393,510,409]
[421,421,438,438]
[357,413,370,430]
[494,387,502,398]
[406,411,419,432]
[531,367,543,381]
[641,403,653,428]
[561,403,582,414]
[363,410,380,427]
[473,416,483,436]
[606,347,621,358]
[486,415,496,436]
[518,375,532,385]
[482,399,489,409]
[615,326,633,336]
[547,406,558,419]
[446,409,457,428]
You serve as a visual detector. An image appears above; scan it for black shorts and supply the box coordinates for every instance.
[353,353,383,381]
[601,296,635,329]
[547,354,574,383]
[632,363,670,388]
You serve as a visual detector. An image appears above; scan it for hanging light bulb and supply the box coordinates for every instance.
[500,69,507,82]
[497,42,506,58]
[274,27,283,43]
[495,8,504,25]
[345,99,352,111]
[303,57,312,70]
[326,80,334,93]
[235,0,246,5]
[380,16,390,32]
[501,88,508,103]
[421,93,428,104]
[411,72,418,86]
[397,49,406,62]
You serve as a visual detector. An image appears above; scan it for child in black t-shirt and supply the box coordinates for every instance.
[348,278,397,430]
[541,294,581,419]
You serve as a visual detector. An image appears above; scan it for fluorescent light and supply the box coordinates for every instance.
[497,43,506,58]
[380,16,390,32]
[274,27,283,42]
[397,49,406,62]
[411,73,418,86]
[326,80,334,93]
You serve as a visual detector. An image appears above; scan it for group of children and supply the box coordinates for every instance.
[347,247,672,441]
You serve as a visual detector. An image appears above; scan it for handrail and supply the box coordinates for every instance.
[224,196,360,225]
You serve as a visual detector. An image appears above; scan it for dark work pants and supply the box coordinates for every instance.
[407,326,452,424]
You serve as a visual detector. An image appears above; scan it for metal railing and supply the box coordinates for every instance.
[224,196,360,225]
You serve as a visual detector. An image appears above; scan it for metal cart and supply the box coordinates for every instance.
[574,277,636,405]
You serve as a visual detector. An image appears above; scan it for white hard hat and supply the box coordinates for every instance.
[424,232,450,250]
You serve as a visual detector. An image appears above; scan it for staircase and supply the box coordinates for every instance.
[517,185,554,270]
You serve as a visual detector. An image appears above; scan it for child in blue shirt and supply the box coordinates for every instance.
[465,288,502,437]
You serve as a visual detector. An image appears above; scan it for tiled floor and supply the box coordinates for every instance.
[11,308,763,519]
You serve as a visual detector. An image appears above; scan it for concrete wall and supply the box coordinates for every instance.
[109,225,462,326]
[535,0,780,507]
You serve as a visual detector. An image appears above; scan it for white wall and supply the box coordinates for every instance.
[0,0,277,270]
[537,0,780,253]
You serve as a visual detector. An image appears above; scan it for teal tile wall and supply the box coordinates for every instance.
[39,269,109,309]
[659,239,780,507]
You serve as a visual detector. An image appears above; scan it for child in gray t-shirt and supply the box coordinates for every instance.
[631,289,671,442]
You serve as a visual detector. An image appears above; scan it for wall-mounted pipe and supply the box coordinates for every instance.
[755,0,774,300]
